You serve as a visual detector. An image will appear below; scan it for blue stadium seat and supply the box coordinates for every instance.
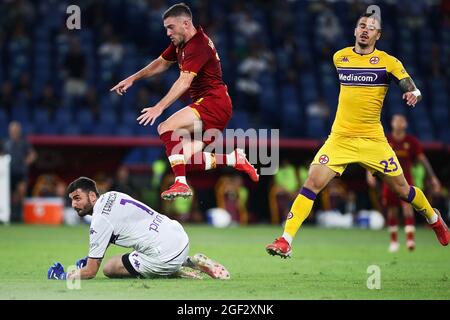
[100,112,118,126]
[0,109,8,124]
[92,123,115,136]
[0,119,7,138]
[145,148,164,164]
[76,110,95,134]
[11,106,29,123]
[36,124,59,135]
[61,124,81,136]
[115,124,135,136]
[33,110,51,125]
[54,109,72,128]
[122,148,145,165]
[229,110,251,130]
[306,116,327,139]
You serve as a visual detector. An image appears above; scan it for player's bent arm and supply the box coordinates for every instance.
[155,71,195,111]
[67,258,102,280]
[129,57,173,82]
[398,77,422,103]
[417,153,438,180]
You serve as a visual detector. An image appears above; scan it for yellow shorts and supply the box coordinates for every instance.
[311,134,403,177]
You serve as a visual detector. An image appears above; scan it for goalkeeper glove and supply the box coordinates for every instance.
[75,256,88,269]
[47,262,67,280]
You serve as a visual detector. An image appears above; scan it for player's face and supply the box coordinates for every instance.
[354,17,381,48]
[69,189,94,217]
[391,115,408,132]
[164,16,189,46]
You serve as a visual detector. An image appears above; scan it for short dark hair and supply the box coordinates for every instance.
[356,12,382,31]
[67,177,99,197]
[163,3,192,20]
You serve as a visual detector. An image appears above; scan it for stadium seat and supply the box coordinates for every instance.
[92,123,115,136]
[115,124,135,136]
[11,106,29,123]
[306,116,327,139]
[61,124,81,136]
[122,148,145,165]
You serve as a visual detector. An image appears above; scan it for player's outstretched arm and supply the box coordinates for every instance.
[67,258,102,280]
[110,57,173,96]
[137,71,195,126]
[399,77,422,107]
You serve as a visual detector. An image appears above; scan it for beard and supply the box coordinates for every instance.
[357,41,369,48]
[76,203,94,217]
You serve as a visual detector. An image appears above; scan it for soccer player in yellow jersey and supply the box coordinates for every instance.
[266,13,449,258]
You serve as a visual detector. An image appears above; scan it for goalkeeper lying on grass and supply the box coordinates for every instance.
[47,177,230,281]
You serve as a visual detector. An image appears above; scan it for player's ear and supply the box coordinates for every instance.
[376,31,381,40]
[88,191,97,202]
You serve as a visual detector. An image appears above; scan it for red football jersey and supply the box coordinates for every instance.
[161,26,227,102]
[387,134,423,178]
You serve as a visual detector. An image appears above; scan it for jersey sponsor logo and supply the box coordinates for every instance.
[340,56,349,62]
[337,68,388,86]
[319,154,329,164]
[149,214,165,233]
[369,56,380,64]
[89,228,97,235]
[101,192,117,215]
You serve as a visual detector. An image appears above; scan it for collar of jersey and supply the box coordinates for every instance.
[352,47,377,56]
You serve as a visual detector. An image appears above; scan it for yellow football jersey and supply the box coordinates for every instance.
[331,47,410,139]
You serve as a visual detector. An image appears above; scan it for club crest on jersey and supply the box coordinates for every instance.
[369,56,380,64]
[319,154,329,164]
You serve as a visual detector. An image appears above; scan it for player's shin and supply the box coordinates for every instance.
[283,187,317,244]
[185,152,233,172]
[387,216,398,243]
[404,216,415,241]
[160,131,187,183]
[406,186,437,223]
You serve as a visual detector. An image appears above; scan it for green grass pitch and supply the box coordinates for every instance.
[0,224,449,300]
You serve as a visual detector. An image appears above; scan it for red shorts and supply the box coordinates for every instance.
[190,86,233,133]
[382,174,414,207]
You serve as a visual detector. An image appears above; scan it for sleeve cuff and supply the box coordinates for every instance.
[160,55,176,63]
[181,70,198,76]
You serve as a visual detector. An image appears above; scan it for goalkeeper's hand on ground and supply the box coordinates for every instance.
[75,256,88,269]
[47,262,67,280]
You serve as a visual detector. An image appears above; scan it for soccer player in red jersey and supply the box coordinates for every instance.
[111,3,258,200]
[367,114,441,252]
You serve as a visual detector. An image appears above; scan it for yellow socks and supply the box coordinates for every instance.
[407,186,437,224]
[283,187,317,243]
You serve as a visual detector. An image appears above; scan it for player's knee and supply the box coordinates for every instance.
[304,176,326,193]
[103,264,115,278]
[157,122,166,135]
[392,184,410,201]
